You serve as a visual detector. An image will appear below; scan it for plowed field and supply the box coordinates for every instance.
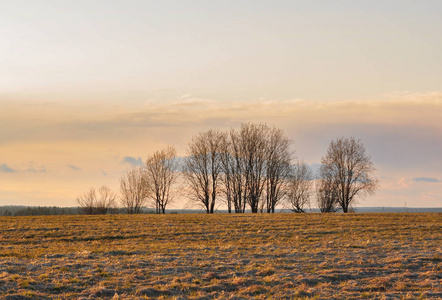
[0,213,441,299]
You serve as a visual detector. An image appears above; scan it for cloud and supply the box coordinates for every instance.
[382,176,441,191]
[109,93,442,133]
[412,177,440,183]
[2,93,441,172]
[0,164,16,173]
[2,92,441,144]
[67,165,81,171]
[24,162,47,173]
[175,94,215,106]
[26,167,47,173]
[0,163,46,173]
[122,156,143,166]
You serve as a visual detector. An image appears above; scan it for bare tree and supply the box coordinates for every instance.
[95,186,117,214]
[238,123,269,213]
[77,188,96,215]
[315,177,339,213]
[265,127,293,213]
[183,129,225,214]
[145,146,179,214]
[77,186,116,215]
[219,132,234,213]
[119,166,148,214]
[219,129,247,213]
[320,137,378,213]
[287,161,312,213]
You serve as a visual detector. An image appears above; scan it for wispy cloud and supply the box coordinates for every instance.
[67,165,81,171]
[412,177,440,183]
[118,93,442,129]
[0,164,16,173]
[122,156,143,166]
[2,93,441,142]
[26,167,47,173]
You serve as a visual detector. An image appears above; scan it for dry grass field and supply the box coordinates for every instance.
[0,213,441,299]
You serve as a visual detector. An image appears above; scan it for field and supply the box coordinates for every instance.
[0,213,441,299]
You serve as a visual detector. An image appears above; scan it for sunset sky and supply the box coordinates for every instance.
[1,1,441,208]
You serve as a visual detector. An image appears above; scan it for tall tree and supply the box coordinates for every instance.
[320,137,378,213]
[183,129,225,213]
[219,128,247,213]
[265,127,293,213]
[119,166,148,214]
[144,146,179,214]
[219,132,233,213]
[287,161,312,213]
[239,123,270,213]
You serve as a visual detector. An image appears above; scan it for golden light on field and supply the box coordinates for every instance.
[0,214,440,298]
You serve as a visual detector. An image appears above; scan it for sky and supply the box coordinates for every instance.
[1,0,441,208]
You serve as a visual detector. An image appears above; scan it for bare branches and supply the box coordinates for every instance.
[237,123,270,213]
[119,166,148,214]
[319,137,379,212]
[265,127,293,213]
[183,130,225,213]
[214,123,294,213]
[315,177,339,213]
[145,146,179,214]
[287,161,312,213]
[76,186,116,215]
[96,186,117,214]
[76,188,96,215]
[219,128,247,213]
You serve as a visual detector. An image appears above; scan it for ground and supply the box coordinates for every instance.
[0,213,441,299]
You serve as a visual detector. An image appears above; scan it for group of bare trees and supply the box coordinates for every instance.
[183,124,293,214]
[77,147,179,214]
[117,146,180,214]
[77,123,378,214]
[289,137,379,213]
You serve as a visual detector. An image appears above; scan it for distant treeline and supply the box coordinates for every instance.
[1,206,441,216]
[0,206,80,216]
[0,206,159,216]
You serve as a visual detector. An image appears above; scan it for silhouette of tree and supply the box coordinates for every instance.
[77,186,116,215]
[319,137,378,212]
[119,166,148,214]
[287,161,312,213]
[145,146,179,214]
[183,130,225,213]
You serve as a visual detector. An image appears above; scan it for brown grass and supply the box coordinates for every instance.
[0,213,441,299]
